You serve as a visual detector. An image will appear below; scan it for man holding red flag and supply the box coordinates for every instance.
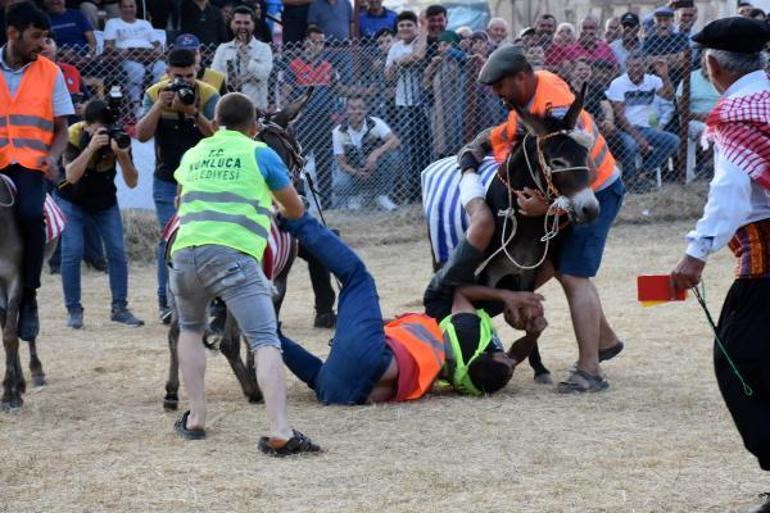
[670,17,770,513]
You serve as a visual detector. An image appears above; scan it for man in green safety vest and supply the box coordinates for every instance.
[169,92,320,457]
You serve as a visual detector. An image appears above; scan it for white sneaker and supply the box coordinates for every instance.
[347,196,362,210]
[375,195,398,211]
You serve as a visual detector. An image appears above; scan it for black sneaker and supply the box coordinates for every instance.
[18,290,39,341]
[313,311,336,329]
[67,308,84,329]
[111,306,145,327]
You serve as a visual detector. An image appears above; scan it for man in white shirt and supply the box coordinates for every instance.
[670,18,770,513]
[104,0,164,107]
[605,50,678,192]
[211,5,273,111]
[332,96,400,211]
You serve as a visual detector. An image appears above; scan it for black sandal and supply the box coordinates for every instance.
[174,410,206,440]
[258,429,321,457]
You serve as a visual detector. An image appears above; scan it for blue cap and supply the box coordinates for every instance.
[654,6,675,17]
[174,33,200,50]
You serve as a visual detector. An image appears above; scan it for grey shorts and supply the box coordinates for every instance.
[168,245,280,351]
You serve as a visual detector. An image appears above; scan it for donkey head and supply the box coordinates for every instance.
[513,83,600,224]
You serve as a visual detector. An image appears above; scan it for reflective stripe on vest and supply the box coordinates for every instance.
[439,309,495,396]
[384,313,446,400]
[489,70,617,191]
[171,130,274,262]
[0,56,58,171]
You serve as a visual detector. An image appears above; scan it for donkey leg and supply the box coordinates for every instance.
[528,343,553,384]
[2,321,24,410]
[163,319,180,411]
[27,338,46,387]
[219,313,262,403]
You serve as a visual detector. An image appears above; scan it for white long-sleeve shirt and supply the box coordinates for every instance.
[211,37,273,110]
[686,70,770,261]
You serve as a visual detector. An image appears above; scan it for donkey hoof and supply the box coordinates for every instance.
[163,396,179,411]
[1,397,23,411]
[247,394,263,404]
[534,372,553,385]
[31,374,47,387]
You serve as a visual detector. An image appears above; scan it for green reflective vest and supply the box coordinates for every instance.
[171,129,272,261]
[440,309,496,396]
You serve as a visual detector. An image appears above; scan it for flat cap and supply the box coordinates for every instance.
[478,44,528,85]
[653,6,675,17]
[692,16,770,54]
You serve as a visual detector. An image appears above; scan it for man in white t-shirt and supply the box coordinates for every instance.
[104,0,165,107]
[605,50,679,192]
[332,96,401,211]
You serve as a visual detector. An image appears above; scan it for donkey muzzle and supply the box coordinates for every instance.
[568,188,600,224]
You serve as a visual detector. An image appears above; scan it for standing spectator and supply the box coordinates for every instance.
[675,53,719,177]
[211,5,272,110]
[173,33,228,95]
[43,0,96,59]
[358,0,396,39]
[146,0,180,30]
[642,7,689,84]
[332,96,400,210]
[611,12,642,71]
[485,17,509,49]
[385,10,429,202]
[135,48,219,321]
[180,0,229,47]
[424,4,447,56]
[570,15,618,66]
[545,22,579,73]
[284,26,340,208]
[281,0,312,46]
[364,27,396,123]
[605,51,679,192]
[225,1,271,43]
[104,0,165,110]
[604,16,621,44]
[534,13,557,50]
[79,1,120,29]
[307,0,353,42]
[57,100,144,329]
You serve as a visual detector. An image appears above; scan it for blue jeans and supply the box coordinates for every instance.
[615,127,680,178]
[278,213,392,405]
[49,218,105,270]
[333,150,399,203]
[56,197,129,312]
[153,177,177,307]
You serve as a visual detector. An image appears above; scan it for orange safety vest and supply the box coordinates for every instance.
[0,55,58,172]
[489,70,616,191]
[384,313,446,401]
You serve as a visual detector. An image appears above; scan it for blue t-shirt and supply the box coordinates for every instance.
[358,9,397,38]
[255,146,291,190]
[307,0,352,41]
[48,9,93,49]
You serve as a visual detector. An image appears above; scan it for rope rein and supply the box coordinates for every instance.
[0,179,15,208]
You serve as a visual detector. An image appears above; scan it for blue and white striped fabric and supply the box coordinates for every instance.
[421,156,501,264]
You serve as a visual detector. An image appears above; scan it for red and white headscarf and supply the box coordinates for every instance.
[705,89,770,191]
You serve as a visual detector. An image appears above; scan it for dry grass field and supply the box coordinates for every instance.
[0,220,765,513]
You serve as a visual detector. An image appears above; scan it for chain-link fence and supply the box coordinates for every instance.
[56,30,764,246]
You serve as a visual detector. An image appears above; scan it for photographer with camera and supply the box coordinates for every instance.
[136,47,219,322]
[56,99,143,329]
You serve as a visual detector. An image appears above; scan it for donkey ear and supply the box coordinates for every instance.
[514,106,549,136]
[272,86,315,128]
[563,82,586,129]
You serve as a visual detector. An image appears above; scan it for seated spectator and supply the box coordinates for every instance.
[358,0,396,39]
[172,33,228,95]
[307,0,353,42]
[332,96,400,211]
[211,5,272,110]
[104,0,165,110]
[604,16,621,44]
[57,99,144,329]
[569,15,618,67]
[642,7,689,84]
[44,0,96,64]
[485,17,509,49]
[79,1,120,29]
[605,51,678,193]
[674,1,698,40]
[611,12,642,71]
[180,0,229,46]
[534,13,556,50]
[545,22,579,73]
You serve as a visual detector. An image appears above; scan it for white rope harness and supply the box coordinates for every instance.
[0,176,16,208]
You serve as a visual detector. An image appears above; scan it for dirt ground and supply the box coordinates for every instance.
[0,220,765,513]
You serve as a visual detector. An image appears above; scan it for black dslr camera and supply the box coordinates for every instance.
[167,77,196,106]
[81,93,131,154]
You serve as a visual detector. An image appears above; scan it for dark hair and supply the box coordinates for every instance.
[396,11,417,24]
[305,25,324,38]
[467,353,513,394]
[426,5,447,18]
[167,48,196,68]
[216,92,255,131]
[232,5,255,19]
[749,7,766,17]
[6,2,50,32]
[84,99,114,125]
[539,13,556,21]
[373,27,394,39]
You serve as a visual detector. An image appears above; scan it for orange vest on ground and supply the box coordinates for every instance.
[0,56,58,172]
[489,70,616,190]
[384,313,446,401]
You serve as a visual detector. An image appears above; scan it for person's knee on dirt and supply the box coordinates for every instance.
[170,92,319,454]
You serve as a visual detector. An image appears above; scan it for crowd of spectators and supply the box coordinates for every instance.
[5,0,770,207]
